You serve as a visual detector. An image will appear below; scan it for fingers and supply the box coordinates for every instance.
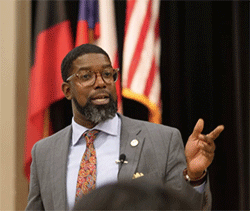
[207,125,224,140]
[192,119,204,137]
[198,134,215,145]
[198,136,216,153]
[198,137,215,162]
[193,119,224,141]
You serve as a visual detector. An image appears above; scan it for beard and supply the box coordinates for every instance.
[73,94,117,124]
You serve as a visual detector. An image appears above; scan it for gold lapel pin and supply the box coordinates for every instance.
[130,139,139,147]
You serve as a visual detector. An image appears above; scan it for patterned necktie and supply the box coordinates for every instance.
[75,130,100,202]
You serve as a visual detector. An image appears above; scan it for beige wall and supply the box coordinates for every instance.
[0,1,30,210]
[0,1,15,209]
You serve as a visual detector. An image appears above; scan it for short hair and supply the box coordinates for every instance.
[73,182,194,210]
[61,44,111,82]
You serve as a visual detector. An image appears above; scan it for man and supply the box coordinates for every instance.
[26,44,224,210]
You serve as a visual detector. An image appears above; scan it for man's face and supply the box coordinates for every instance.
[63,53,118,127]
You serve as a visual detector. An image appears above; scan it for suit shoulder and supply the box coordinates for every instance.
[120,114,180,133]
[34,125,71,148]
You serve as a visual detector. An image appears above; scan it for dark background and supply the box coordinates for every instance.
[44,1,249,210]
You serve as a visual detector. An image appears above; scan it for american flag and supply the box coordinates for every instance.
[122,0,161,123]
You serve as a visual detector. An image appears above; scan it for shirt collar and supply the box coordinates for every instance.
[71,114,119,146]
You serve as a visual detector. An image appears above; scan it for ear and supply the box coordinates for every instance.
[62,82,72,100]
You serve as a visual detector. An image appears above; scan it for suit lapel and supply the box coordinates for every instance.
[118,115,145,182]
[50,125,72,210]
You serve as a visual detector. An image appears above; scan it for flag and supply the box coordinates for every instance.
[76,0,122,112]
[25,0,73,179]
[122,0,161,123]
[75,0,100,46]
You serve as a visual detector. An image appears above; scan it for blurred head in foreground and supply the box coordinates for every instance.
[73,182,193,210]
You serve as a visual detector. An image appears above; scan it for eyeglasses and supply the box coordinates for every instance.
[66,68,119,86]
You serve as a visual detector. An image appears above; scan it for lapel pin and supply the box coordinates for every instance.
[130,139,139,147]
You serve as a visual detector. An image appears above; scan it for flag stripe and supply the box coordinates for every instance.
[130,7,159,94]
[143,18,160,96]
[149,38,161,102]
[75,21,89,44]
[124,0,136,34]
[144,57,156,96]
[78,0,99,28]
[31,1,70,64]
[127,1,152,88]
[122,1,148,85]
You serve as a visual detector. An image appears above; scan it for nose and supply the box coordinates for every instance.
[94,72,106,88]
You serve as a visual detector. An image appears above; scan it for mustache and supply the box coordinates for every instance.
[88,91,113,101]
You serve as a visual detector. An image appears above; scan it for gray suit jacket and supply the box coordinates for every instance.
[26,114,211,210]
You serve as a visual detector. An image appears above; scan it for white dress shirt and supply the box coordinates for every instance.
[66,114,121,211]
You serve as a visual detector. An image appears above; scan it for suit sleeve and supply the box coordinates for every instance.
[25,143,45,210]
[165,128,212,210]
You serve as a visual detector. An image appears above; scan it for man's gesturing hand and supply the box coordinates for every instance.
[185,119,224,179]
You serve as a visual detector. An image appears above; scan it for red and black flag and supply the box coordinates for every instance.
[24,0,73,179]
